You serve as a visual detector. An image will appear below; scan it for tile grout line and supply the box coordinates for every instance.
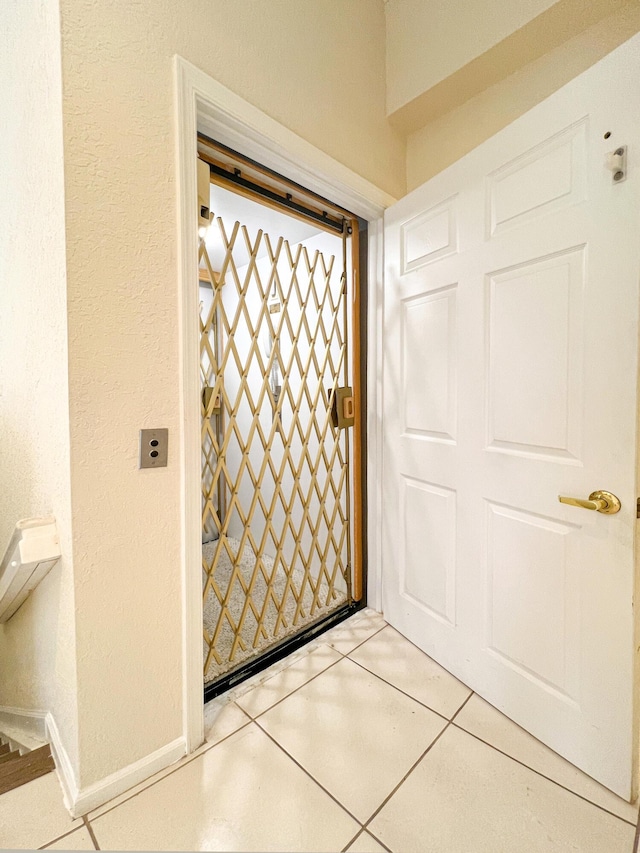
[80,621,386,825]
[36,824,86,850]
[340,826,393,853]
[365,828,394,853]
[217,642,338,701]
[336,648,638,834]
[340,826,365,853]
[348,634,637,831]
[349,644,640,832]
[449,690,474,722]
[242,621,403,727]
[232,619,387,721]
[343,688,474,853]
[215,617,385,719]
[244,654,346,721]
[450,721,638,827]
[345,654,457,725]
[254,718,364,827]
[202,614,382,709]
[336,622,388,656]
[247,623,468,848]
[87,716,254,822]
[361,719,454,832]
[243,620,389,723]
[232,700,253,722]
[82,815,100,850]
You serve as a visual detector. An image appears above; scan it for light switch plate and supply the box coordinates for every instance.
[139,428,168,469]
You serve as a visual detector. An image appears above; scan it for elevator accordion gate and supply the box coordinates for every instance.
[198,152,362,686]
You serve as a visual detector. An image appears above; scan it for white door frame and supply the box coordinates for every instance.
[174,55,394,752]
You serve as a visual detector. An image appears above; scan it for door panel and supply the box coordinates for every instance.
[486,247,584,461]
[484,502,580,701]
[382,34,640,797]
[402,285,457,442]
[401,476,457,626]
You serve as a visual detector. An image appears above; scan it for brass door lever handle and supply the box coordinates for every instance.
[558,491,621,514]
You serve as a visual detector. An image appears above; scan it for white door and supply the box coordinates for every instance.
[382,34,640,799]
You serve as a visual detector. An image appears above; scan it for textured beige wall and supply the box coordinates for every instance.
[58,0,402,787]
[385,0,557,115]
[0,0,79,774]
[405,1,640,190]
[387,0,631,134]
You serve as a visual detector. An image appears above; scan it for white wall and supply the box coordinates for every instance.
[57,0,401,789]
[0,0,79,775]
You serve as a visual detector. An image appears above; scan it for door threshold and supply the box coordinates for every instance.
[203,601,365,703]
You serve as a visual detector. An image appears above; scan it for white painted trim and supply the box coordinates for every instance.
[0,705,48,752]
[45,712,78,814]
[179,57,395,221]
[175,55,205,758]
[0,704,48,739]
[46,706,186,818]
[45,711,186,818]
[0,708,77,811]
[174,55,393,754]
[366,217,385,613]
[70,736,186,817]
[0,517,61,623]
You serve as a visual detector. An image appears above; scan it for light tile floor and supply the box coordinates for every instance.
[1,608,638,852]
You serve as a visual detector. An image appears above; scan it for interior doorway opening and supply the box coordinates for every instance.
[197,138,367,698]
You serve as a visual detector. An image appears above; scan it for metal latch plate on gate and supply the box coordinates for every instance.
[202,385,221,415]
[330,386,355,430]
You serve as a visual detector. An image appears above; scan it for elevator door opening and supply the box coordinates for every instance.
[198,143,364,694]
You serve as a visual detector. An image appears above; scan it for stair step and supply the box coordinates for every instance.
[0,745,55,796]
[0,750,20,764]
[0,725,47,753]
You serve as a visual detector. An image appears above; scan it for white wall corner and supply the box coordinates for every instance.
[49,714,186,818]
[70,736,187,817]
[0,708,81,815]
[45,712,79,814]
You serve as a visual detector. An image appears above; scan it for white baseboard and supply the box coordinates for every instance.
[1,705,186,817]
[45,712,79,813]
[69,736,186,817]
[47,712,186,816]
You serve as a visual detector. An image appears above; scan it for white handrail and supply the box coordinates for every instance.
[0,517,61,623]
